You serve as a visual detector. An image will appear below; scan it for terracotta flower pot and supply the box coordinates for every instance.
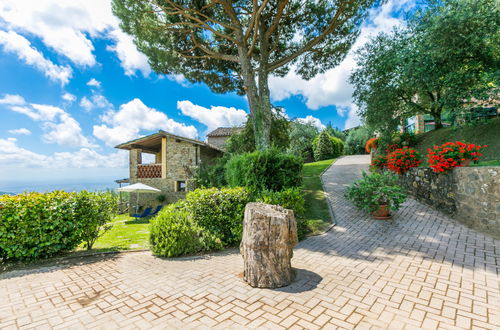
[372,204,392,220]
[461,158,472,166]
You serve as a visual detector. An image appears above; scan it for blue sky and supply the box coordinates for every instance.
[0,0,413,186]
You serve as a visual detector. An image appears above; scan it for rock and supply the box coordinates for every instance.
[240,202,298,288]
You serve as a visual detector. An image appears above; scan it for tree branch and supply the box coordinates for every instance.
[267,0,353,72]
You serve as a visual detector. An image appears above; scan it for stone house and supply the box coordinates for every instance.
[206,127,243,150]
[115,130,224,208]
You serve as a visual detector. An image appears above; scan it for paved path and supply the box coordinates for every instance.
[1,155,499,329]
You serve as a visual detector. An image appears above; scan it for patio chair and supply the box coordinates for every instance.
[132,207,153,218]
[150,205,163,216]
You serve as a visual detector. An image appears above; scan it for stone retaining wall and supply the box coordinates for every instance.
[400,167,500,237]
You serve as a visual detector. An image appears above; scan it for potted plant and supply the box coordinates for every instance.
[345,171,407,220]
[365,137,379,157]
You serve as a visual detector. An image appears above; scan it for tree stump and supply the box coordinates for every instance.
[240,202,298,288]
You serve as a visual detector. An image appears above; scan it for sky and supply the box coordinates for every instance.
[0,0,414,188]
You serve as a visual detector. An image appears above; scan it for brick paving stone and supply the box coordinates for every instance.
[0,155,499,329]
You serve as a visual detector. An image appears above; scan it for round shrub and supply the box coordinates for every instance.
[386,147,421,174]
[185,187,251,246]
[312,131,344,161]
[255,187,305,215]
[225,149,302,192]
[150,202,223,257]
[0,191,82,261]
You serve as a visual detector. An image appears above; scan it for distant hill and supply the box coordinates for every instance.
[0,191,13,196]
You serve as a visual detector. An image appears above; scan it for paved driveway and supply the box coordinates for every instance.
[1,155,499,329]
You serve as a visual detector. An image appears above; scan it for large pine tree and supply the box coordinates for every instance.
[112,0,382,149]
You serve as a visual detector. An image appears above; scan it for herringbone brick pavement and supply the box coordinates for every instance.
[1,155,499,329]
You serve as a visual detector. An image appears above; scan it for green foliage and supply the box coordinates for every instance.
[345,171,407,213]
[156,194,166,204]
[74,191,118,250]
[344,126,371,155]
[325,123,347,141]
[225,107,290,154]
[225,149,303,192]
[313,131,344,161]
[185,187,251,246]
[351,0,500,132]
[0,191,118,261]
[256,187,305,215]
[150,203,223,257]
[193,155,229,188]
[287,121,319,162]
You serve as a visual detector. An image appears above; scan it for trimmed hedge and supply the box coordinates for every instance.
[185,187,251,246]
[0,191,117,261]
[225,149,303,192]
[149,202,223,257]
[313,131,344,161]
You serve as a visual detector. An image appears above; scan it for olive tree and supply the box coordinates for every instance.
[112,0,383,149]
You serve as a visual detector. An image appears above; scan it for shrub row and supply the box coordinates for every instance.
[150,186,306,257]
[312,131,344,161]
[0,191,117,261]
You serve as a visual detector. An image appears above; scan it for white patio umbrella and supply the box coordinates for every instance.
[117,183,161,212]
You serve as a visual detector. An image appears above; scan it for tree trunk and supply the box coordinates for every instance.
[432,109,443,129]
[240,202,298,288]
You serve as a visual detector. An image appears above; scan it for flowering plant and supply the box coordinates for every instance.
[387,147,421,174]
[371,154,387,171]
[365,137,379,153]
[428,142,487,173]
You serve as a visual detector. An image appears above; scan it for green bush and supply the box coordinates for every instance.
[74,191,117,250]
[150,203,223,257]
[255,187,305,215]
[185,187,251,246]
[193,156,229,188]
[225,149,303,191]
[255,187,308,240]
[344,126,372,155]
[345,171,406,213]
[312,131,344,161]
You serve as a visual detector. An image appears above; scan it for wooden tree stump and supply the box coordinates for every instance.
[240,202,298,288]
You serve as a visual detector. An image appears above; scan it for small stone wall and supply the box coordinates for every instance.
[400,167,500,237]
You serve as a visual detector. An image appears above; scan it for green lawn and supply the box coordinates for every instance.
[414,117,500,163]
[302,159,335,236]
[470,159,500,167]
[90,214,151,250]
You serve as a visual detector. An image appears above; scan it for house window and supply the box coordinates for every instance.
[176,181,186,192]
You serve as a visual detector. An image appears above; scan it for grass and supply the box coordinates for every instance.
[414,117,500,164]
[90,214,151,250]
[470,159,500,167]
[302,159,335,236]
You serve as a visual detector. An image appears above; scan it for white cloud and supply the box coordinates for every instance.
[93,98,198,147]
[107,29,151,77]
[62,92,76,103]
[5,98,96,148]
[177,100,247,134]
[167,74,189,87]
[268,0,414,129]
[79,94,112,112]
[0,94,26,105]
[42,113,97,148]
[0,0,151,75]
[0,30,72,85]
[8,128,31,135]
[0,137,126,169]
[296,115,326,130]
[86,78,101,88]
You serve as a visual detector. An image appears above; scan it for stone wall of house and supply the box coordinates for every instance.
[207,136,228,149]
[127,137,223,214]
[400,167,500,237]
